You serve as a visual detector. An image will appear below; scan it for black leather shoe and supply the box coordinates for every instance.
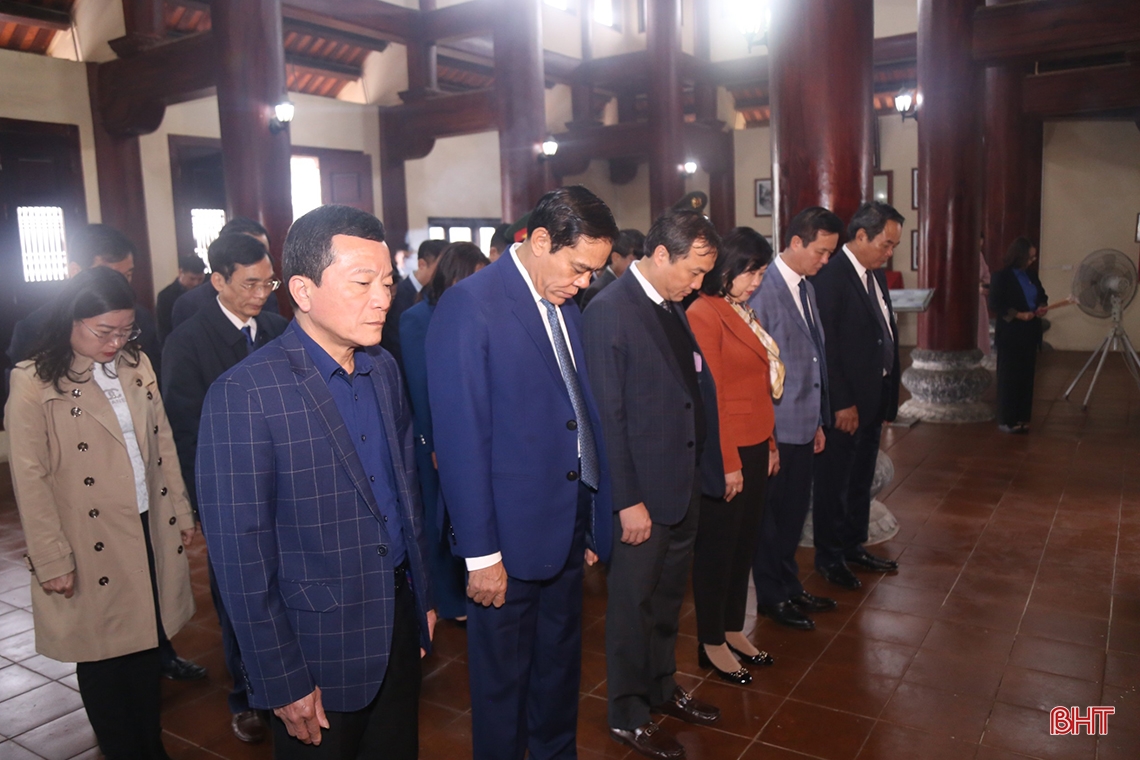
[160,656,207,681]
[727,643,774,666]
[231,710,267,744]
[609,723,685,760]
[759,601,815,630]
[816,562,862,589]
[697,645,752,685]
[789,591,838,612]
[653,687,720,726]
[845,547,899,572]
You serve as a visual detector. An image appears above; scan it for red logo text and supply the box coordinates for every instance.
[1050,706,1114,736]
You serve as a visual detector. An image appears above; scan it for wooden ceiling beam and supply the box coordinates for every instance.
[0,0,70,31]
[383,89,497,160]
[973,0,1140,65]
[285,51,361,79]
[281,0,415,45]
[282,18,390,53]
[1022,62,1140,117]
[420,0,492,42]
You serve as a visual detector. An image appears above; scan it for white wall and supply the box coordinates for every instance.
[877,113,919,345]
[404,131,503,243]
[1039,120,1140,351]
[733,125,772,238]
[563,158,652,232]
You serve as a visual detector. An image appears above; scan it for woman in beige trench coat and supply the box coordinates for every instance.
[4,267,195,760]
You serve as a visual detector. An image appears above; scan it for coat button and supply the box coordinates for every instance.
[98,576,109,586]
[567,471,578,481]
[169,517,177,525]
[71,407,82,417]
[160,487,168,496]
[84,477,95,486]
[153,426,159,434]
[177,545,184,554]
[684,402,692,410]
[686,441,695,449]
[377,545,388,556]
[135,379,143,386]
[146,391,153,400]
[71,388,81,398]
[77,442,88,452]
[89,509,99,518]
[157,457,162,465]
[567,420,577,430]
[94,542,104,551]
[814,383,820,388]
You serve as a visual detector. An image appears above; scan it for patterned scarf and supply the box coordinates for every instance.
[728,298,785,400]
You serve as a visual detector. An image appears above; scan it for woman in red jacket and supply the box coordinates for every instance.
[688,227,783,684]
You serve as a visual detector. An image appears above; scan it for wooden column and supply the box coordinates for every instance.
[768,0,874,248]
[646,0,685,218]
[401,0,441,103]
[568,0,601,129]
[379,111,412,255]
[209,0,293,314]
[109,0,165,56]
[86,63,155,310]
[494,0,548,223]
[692,0,717,123]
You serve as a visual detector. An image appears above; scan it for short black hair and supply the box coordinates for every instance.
[848,202,906,242]
[785,207,843,249]
[425,242,489,306]
[208,234,271,280]
[68,224,136,269]
[701,227,774,297]
[490,223,512,253]
[283,205,386,301]
[613,229,646,260]
[528,185,619,254]
[644,209,721,262]
[220,216,269,242]
[417,238,448,264]
[178,255,206,274]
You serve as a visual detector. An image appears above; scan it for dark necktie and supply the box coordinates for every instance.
[540,299,600,490]
[659,299,673,314]
[798,279,829,421]
[865,271,895,374]
[241,325,254,350]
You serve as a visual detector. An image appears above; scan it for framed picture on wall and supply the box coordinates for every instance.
[873,171,893,206]
[910,229,919,271]
[755,179,773,217]
[911,168,919,210]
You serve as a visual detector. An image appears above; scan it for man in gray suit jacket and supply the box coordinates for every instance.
[584,210,725,760]
[749,207,845,631]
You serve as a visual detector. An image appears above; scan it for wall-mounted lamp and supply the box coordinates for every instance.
[895,88,918,122]
[270,101,295,133]
[540,138,559,160]
[682,160,698,176]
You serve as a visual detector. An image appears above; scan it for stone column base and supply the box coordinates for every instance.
[799,451,899,548]
[899,348,994,423]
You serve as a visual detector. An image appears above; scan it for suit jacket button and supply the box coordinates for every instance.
[160,487,168,496]
[98,576,109,586]
[146,391,153,400]
[77,442,88,452]
[177,545,184,554]
[89,509,99,518]
[686,441,694,449]
[157,457,162,465]
[94,542,104,551]
[153,426,159,434]
[84,477,95,486]
[71,389,81,398]
[567,420,577,430]
[71,407,82,417]
[136,379,143,386]
[169,517,177,525]
[378,545,388,556]
[684,402,692,409]
[567,471,578,481]
[814,383,820,388]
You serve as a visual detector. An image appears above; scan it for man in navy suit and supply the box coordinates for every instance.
[811,202,904,589]
[427,186,618,760]
[197,205,434,759]
[749,207,843,630]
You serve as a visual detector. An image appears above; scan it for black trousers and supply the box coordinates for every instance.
[693,444,767,645]
[752,441,814,607]
[995,330,1038,427]
[75,513,170,760]
[272,567,421,760]
[606,473,700,730]
[813,408,884,568]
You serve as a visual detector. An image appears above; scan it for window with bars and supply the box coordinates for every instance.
[427,217,502,256]
[17,206,69,283]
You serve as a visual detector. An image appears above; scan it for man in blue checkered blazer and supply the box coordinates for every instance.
[197,205,434,760]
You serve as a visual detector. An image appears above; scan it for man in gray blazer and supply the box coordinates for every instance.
[749,207,845,630]
[584,209,724,760]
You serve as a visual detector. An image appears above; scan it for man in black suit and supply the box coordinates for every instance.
[583,210,724,760]
[161,233,288,744]
[380,238,445,369]
[577,228,644,311]
[811,202,905,590]
[156,255,206,343]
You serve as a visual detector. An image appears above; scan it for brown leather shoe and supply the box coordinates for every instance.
[609,722,685,760]
[652,687,720,726]
[231,710,267,744]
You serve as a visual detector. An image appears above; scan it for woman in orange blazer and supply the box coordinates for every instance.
[687,227,783,684]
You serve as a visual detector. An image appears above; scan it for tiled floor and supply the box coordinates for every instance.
[0,349,1138,759]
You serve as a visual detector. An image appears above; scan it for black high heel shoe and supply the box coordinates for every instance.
[727,643,775,667]
[697,645,752,685]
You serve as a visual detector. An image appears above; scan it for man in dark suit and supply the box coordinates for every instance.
[749,207,843,630]
[170,217,280,331]
[162,233,288,744]
[156,255,206,343]
[583,209,725,760]
[196,205,434,759]
[811,202,905,590]
[380,238,445,369]
[577,228,644,311]
[427,186,617,760]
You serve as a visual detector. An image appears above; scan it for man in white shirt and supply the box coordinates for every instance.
[811,202,905,589]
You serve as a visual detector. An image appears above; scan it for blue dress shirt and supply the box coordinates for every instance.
[1013,269,1038,310]
[296,327,407,566]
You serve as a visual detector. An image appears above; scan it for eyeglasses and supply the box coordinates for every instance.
[80,321,142,345]
[238,279,282,294]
